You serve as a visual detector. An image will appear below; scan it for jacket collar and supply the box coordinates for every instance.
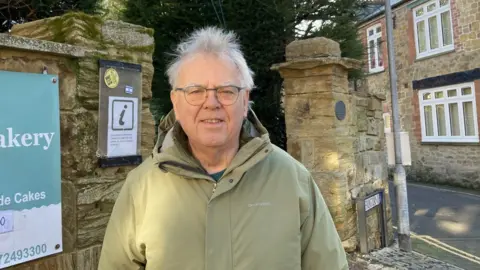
[151,108,272,180]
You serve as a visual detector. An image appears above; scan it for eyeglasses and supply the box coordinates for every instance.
[174,85,244,106]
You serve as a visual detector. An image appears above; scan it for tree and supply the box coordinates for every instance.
[293,0,367,79]
[124,0,217,133]
[124,0,291,148]
[2,0,366,150]
[124,0,367,149]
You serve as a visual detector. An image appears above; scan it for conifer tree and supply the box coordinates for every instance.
[124,0,366,149]
[1,0,367,149]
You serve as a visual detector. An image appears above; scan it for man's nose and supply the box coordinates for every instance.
[203,89,221,108]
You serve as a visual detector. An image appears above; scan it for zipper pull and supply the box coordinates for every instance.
[212,182,217,195]
[208,182,218,202]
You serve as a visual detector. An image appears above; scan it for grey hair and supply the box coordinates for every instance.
[165,26,255,90]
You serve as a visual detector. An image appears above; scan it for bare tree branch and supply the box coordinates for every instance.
[0,3,29,11]
[303,20,314,37]
[0,0,34,31]
[0,0,31,12]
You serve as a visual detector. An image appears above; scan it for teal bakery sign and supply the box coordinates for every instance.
[0,70,62,269]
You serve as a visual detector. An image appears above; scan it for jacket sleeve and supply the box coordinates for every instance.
[98,173,146,270]
[300,176,349,270]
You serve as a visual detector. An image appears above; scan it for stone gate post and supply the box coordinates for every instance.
[272,37,392,251]
[0,12,156,269]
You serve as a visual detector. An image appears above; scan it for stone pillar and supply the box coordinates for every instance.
[272,37,360,243]
[5,12,156,269]
[272,37,392,252]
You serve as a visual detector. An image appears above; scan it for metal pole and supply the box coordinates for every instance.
[384,0,412,251]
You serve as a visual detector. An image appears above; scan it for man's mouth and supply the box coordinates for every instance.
[201,119,224,123]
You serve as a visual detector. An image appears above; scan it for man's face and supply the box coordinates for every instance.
[171,53,250,149]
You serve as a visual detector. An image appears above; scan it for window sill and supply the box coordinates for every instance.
[420,140,480,146]
[367,69,385,76]
[415,48,456,62]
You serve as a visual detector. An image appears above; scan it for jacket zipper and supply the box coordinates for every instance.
[212,182,217,196]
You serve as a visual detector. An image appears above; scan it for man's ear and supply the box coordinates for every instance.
[170,90,179,120]
[170,90,177,105]
[243,90,250,118]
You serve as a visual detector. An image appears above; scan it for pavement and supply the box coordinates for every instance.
[348,244,464,270]
[388,180,480,270]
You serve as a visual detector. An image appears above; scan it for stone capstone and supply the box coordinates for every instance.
[0,33,86,57]
[102,20,154,49]
[286,37,341,60]
[10,12,155,57]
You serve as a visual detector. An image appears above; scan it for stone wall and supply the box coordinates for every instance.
[352,90,395,251]
[357,0,480,189]
[0,12,155,269]
[272,37,393,253]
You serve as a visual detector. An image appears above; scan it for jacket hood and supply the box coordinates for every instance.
[151,108,272,180]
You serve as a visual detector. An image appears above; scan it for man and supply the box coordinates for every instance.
[98,26,348,270]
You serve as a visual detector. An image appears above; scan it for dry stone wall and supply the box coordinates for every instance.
[352,90,394,251]
[0,12,155,269]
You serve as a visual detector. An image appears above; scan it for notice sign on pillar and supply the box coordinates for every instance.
[0,70,62,269]
[97,60,143,167]
[108,96,138,157]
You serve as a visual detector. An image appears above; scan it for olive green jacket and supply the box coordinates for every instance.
[98,109,348,270]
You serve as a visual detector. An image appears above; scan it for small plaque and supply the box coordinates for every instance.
[335,101,346,120]
[365,193,381,212]
[104,68,120,89]
[125,85,134,94]
[97,60,143,166]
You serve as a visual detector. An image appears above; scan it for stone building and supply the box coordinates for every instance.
[357,0,480,189]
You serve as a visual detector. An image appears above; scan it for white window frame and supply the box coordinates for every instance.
[366,24,384,73]
[413,0,455,60]
[418,82,479,143]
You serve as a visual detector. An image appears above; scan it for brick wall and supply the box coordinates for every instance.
[411,91,421,142]
[359,18,389,74]
[451,0,462,51]
[357,0,480,189]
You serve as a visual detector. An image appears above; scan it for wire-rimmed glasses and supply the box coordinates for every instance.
[174,85,244,106]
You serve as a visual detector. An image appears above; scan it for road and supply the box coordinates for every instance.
[388,181,480,257]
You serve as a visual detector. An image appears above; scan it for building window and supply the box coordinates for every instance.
[367,24,384,73]
[419,82,478,143]
[413,0,454,59]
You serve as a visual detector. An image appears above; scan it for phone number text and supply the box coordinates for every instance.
[0,244,47,266]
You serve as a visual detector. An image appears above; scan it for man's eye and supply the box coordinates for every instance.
[220,90,234,95]
[219,87,236,95]
[187,87,204,94]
